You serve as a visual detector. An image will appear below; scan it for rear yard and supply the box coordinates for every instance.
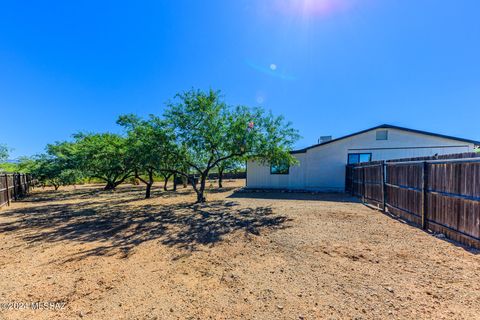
[0,180,479,319]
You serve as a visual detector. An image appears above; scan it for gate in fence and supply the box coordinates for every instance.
[346,152,480,249]
[0,173,33,208]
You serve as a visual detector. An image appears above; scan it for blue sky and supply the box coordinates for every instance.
[1,0,479,158]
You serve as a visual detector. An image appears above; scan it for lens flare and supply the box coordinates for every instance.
[245,60,297,81]
[274,0,356,17]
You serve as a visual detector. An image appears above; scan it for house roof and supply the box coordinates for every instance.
[291,124,480,154]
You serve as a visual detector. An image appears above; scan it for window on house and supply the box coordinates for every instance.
[376,130,388,140]
[347,153,372,165]
[270,162,289,175]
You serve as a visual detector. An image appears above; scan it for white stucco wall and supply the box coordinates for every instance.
[246,128,476,192]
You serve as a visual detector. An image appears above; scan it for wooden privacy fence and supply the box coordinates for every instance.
[0,173,33,209]
[346,152,480,249]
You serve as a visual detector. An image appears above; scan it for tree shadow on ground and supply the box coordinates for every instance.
[24,184,193,203]
[25,183,237,204]
[0,194,290,262]
[229,189,360,203]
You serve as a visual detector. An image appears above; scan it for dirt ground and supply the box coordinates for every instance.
[0,180,479,320]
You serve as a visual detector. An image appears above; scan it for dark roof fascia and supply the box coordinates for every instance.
[290,124,480,154]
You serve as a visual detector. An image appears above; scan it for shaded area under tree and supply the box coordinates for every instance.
[0,187,290,261]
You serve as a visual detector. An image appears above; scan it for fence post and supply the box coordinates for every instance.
[421,161,428,230]
[4,174,10,206]
[382,161,387,212]
[362,167,365,203]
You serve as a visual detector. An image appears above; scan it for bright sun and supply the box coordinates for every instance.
[275,0,354,17]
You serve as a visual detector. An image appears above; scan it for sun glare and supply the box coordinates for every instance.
[275,0,355,17]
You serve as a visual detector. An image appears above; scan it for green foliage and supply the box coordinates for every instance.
[216,158,244,188]
[216,159,239,173]
[65,133,133,190]
[8,89,299,201]
[22,155,81,190]
[117,114,181,173]
[117,114,183,197]
[17,157,37,173]
[164,89,300,202]
[0,162,18,173]
[0,144,9,162]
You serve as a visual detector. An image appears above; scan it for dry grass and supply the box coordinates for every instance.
[0,180,479,319]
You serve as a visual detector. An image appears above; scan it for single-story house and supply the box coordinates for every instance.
[246,124,480,192]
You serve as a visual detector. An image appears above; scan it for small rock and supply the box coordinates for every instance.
[386,287,394,293]
[78,311,85,318]
[277,305,284,310]
[435,233,446,239]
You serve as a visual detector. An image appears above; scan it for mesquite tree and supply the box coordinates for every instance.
[164,89,299,203]
[63,133,133,190]
[117,114,180,198]
[216,158,243,188]
[23,155,80,190]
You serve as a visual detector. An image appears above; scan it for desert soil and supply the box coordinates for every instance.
[0,180,479,320]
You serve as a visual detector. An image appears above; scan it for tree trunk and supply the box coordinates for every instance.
[145,183,152,199]
[163,174,171,191]
[218,168,224,188]
[145,170,154,199]
[173,174,177,191]
[182,176,188,188]
[104,181,116,190]
[135,170,154,199]
[54,184,60,191]
[196,174,207,203]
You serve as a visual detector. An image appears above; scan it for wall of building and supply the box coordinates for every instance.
[247,153,307,189]
[246,128,475,191]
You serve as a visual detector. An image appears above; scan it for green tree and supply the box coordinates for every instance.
[67,133,133,190]
[17,156,37,173]
[25,155,80,190]
[117,114,181,198]
[0,144,9,162]
[216,158,243,188]
[164,89,300,202]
